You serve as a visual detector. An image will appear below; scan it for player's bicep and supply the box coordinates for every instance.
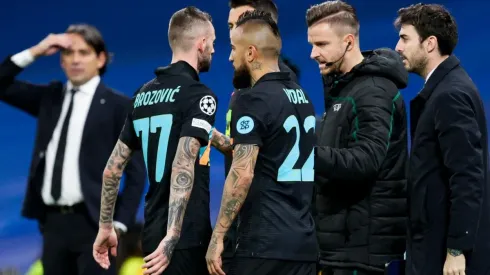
[180,88,217,146]
[231,144,259,173]
[173,136,201,166]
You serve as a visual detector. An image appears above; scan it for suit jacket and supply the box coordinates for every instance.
[407,55,490,275]
[0,55,146,227]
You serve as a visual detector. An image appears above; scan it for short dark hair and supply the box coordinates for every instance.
[168,6,213,52]
[229,0,278,22]
[236,10,280,38]
[306,0,359,37]
[395,3,458,56]
[65,24,109,76]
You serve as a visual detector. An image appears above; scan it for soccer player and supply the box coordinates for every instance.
[206,10,317,275]
[211,1,300,271]
[92,6,217,275]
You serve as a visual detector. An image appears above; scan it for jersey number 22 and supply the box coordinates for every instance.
[278,115,315,182]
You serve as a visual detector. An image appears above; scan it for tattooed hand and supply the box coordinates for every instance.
[142,234,180,275]
[206,233,225,275]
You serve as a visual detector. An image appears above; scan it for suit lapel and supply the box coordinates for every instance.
[81,82,107,145]
[46,83,65,145]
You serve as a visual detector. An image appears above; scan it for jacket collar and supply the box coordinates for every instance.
[418,55,460,101]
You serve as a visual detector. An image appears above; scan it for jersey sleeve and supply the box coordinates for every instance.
[231,93,269,147]
[180,84,217,146]
[118,98,141,150]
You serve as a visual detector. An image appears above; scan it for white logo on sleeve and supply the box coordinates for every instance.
[199,95,216,115]
[236,116,254,134]
[191,118,212,133]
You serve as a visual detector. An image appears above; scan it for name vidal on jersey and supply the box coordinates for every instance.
[133,86,181,108]
[283,88,309,104]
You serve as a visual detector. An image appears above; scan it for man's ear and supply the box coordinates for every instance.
[246,45,258,63]
[197,37,207,53]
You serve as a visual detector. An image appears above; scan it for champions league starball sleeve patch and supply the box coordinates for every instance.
[199,95,216,116]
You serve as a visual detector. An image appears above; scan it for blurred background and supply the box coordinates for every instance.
[0,0,487,273]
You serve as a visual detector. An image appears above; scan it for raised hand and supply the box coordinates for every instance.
[29,33,73,57]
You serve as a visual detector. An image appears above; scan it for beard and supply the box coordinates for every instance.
[198,48,212,73]
[232,63,251,89]
[401,46,428,75]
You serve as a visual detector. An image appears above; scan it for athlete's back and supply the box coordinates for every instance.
[230,72,318,263]
[119,61,217,256]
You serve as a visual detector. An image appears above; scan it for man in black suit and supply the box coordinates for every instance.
[0,24,146,275]
[395,4,490,275]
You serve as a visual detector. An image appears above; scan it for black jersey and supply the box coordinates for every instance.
[119,61,217,253]
[230,72,317,261]
[222,58,299,258]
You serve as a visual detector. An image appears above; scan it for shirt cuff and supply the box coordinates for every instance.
[113,221,128,233]
[11,49,35,68]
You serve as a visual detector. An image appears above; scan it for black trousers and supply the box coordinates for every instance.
[228,257,316,275]
[41,203,116,275]
[142,246,208,275]
[222,255,234,274]
[320,266,384,275]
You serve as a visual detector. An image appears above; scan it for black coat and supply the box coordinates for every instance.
[314,49,408,272]
[407,55,490,275]
[0,56,147,227]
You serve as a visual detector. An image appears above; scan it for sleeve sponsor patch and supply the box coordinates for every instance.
[236,116,254,134]
[191,118,212,133]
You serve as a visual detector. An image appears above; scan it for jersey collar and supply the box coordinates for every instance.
[256,72,290,85]
[154,61,200,81]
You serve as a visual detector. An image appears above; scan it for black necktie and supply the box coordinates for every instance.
[51,88,78,202]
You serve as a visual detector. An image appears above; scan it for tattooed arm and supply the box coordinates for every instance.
[99,140,133,229]
[211,129,233,157]
[212,144,259,238]
[166,136,201,240]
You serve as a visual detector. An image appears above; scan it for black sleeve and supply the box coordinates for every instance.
[0,55,53,117]
[315,86,393,180]
[118,98,141,150]
[180,84,217,146]
[434,90,484,251]
[231,93,269,147]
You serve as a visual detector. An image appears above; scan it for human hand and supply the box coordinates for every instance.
[29,33,72,58]
[93,226,118,269]
[443,250,466,275]
[142,234,179,275]
[205,233,225,275]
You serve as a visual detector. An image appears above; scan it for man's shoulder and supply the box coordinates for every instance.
[100,83,131,104]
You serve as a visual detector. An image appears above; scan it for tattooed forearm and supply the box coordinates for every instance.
[211,129,233,156]
[167,136,200,236]
[100,140,133,226]
[213,144,258,235]
[162,236,179,260]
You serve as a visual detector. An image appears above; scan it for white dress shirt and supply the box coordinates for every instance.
[11,49,127,232]
[425,67,437,83]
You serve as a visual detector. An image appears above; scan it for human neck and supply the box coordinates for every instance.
[171,53,199,73]
[249,59,280,86]
[420,55,449,79]
[339,49,364,74]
